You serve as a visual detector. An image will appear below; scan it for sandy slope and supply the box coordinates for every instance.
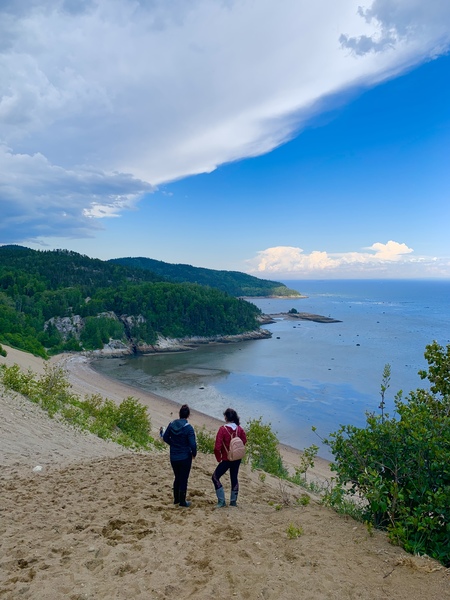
[0,346,448,599]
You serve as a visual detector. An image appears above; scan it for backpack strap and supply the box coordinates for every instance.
[221,425,235,457]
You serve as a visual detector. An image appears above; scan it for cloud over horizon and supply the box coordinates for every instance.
[1,0,450,245]
[246,241,449,279]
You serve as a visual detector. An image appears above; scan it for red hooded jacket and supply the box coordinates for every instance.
[214,424,247,462]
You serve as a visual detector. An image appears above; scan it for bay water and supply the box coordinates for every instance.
[92,279,450,458]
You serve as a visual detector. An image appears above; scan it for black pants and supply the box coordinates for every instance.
[212,459,241,492]
[170,456,192,493]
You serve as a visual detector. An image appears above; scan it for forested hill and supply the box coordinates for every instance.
[0,246,263,358]
[0,245,164,290]
[109,256,300,297]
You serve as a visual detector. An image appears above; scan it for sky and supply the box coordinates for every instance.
[1,0,450,280]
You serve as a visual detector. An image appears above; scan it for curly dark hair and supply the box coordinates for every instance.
[223,408,240,426]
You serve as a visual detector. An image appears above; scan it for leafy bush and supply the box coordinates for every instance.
[196,426,215,454]
[116,397,150,446]
[245,417,288,477]
[35,363,76,416]
[0,363,153,450]
[0,363,37,398]
[0,344,7,357]
[325,341,450,566]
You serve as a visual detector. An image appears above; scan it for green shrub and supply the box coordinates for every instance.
[0,344,7,357]
[35,364,76,416]
[116,396,151,446]
[61,405,90,429]
[245,416,288,478]
[0,363,37,398]
[296,494,311,506]
[326,342,450,566]
[196,426,215,454]
[321,485,366,522]
[289,444,319,484]
[0,362,153,450]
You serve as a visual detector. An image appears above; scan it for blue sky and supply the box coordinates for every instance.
[1,1,450,279]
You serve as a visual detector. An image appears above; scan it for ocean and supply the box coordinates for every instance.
[92,279,450,458]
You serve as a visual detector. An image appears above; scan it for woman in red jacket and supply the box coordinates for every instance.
[212,407,247,508]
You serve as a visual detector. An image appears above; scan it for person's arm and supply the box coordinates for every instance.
[188,425,197,458]
[214,427,224,462]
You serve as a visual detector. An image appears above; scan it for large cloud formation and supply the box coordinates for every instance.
[1,0,450,243]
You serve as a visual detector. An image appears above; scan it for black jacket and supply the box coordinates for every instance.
[163,418,197,461]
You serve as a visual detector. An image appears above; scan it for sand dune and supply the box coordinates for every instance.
[1,346,448,599]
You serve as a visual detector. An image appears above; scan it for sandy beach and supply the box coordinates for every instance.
[1,345,448,599]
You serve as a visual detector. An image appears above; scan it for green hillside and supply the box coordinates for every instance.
[0,246,262,357]
[109,256,300,297]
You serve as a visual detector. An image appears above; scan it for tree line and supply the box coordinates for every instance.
[109,256,300,297]
[0,246,262,357]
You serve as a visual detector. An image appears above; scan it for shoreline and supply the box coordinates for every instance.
[0,344,332,483]
[59,352,333,483]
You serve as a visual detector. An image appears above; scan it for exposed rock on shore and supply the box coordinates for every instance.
[261,312,342,324]
[281,312,342,323]
[90,328,272,357]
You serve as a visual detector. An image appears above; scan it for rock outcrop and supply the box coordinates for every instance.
[45,311,272,357]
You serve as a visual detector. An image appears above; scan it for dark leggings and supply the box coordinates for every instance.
[212,460,241,492]
[171,456,192,492]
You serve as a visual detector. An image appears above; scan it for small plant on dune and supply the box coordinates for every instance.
[259,472,266,483]
[278,478,291,506]
[296,494,311,506]
[365,521,374,537]
[0,344,7,357]
[293,444,319,482]
[286,523,303,539]
[196,425,215,454]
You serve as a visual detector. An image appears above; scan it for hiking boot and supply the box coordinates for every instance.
[215,487,226,508]
[179,491,191,508]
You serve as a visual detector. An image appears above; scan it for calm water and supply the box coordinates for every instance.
[92,279,450,458]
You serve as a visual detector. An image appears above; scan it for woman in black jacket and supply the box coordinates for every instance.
[163,404,197,507]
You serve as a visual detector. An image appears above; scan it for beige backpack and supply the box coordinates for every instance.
[223,426,246,461]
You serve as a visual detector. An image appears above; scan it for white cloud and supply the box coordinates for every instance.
[1,1,450,243]
[0,144,152,242]
[367,240,414,260]
[245,241,449,278]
